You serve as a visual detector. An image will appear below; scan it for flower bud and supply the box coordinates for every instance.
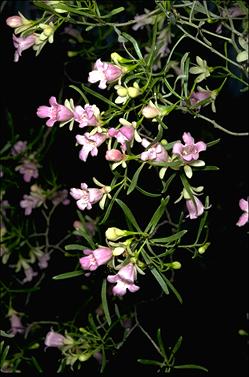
[6,16,23,28]
[198,242,210,254]
[127,86,140,98]
[105,227,127,241]
[171,261,182,269]
[116,86,128,96]
[142,101,161,118]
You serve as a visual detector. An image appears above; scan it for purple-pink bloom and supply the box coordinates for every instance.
[88,58,123,89]
[51,189,70,206]
[190,90,211,106]
[6,15,23,28]
[172,132,206,163]
[45,331,66,348]
[10,314,24,335]
[76,132,107,162]
[73,104,99,128]
[186,196,204,219]
[15,160,39,182]
[20,189,45,215]
[11,140,27,156]
[105,149,124,161]
[36,96,73,127]
[12,33,36,62]
[108,126,134,152]
[236,198,249,227]
[79,247,113,271]
[70,183,104,210]
[38,253,50,269]
[23,267,38,283]
[140,138,168,162]
[107,263,140,296]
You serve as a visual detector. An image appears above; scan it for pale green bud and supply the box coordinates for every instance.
[105,227,127,241]
[198,242,210,254]
[171,261,181,269]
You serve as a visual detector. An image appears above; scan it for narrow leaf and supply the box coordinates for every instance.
[115,199,141,232]
[145,197,169,234]
[65,244,84,251]
[101,279,111,326]
[80,84,121,109]
[162,276,183,304]
[174,364,208,372]
[52,270,84,280]
[121,32,144,60]
[137,359,162,366]
[127,163,145,195]
[151,230,187,244]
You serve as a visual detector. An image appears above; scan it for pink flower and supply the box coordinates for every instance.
[23,267,38,283]
[12,34,36,62]
[186,196,204,219]
[51,189,70,206]
[105,149,124,161]
[172,132,206,163]
[6,15,23,28]
[70,183,104,210]
[140,138,168,162]
[108,126,134,152]
[190,90,211,106]
[76,132,107,162]
[11,140,27,156]
[73,104,100,128]
[107,263,140,296]
[36,96,73,127]
[10,314,24,335]
[236,198,249,227]
[45,331,65,348]
[79,247,113,271]
[15,160,39,182]
[88,58,123,89]
[20,186,45,215]
[38,253,50,269]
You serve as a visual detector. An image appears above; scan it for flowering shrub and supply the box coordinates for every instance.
[1,1,248,375]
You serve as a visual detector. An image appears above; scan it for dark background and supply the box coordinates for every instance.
[1,1,248,376]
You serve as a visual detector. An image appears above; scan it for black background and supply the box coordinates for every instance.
[1,1,248,376]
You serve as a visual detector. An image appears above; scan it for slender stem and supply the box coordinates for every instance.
[196,113,249,136]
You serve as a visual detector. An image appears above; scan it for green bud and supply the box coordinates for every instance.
[198,242,210,254]
[171,261,181,269]
[105,227,127,241]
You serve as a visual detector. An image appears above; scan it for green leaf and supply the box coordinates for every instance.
[161,173,176,194]
[80,84,121,109]
[101,279,111,326]
[151,230,187,244]
[69,85,89,103]
[127,163,145,195]
[162,275,183,304]
[135,185,161,198]
[31,357,43,373]
[65,244,84,251]
[143,252,169,295]
[137,359,162,366]
[100,7,124,18]
[207,138,220,147]
[115,199,141,232]
[99,184,123,225]
[145,197,169,234]
[157,329,167,359]
[174,364,208,372]
[0,341,9,368]
[52,270,84,280]
[121,32,144,60]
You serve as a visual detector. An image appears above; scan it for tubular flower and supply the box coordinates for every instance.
[108,121,135,152]
[36,96,73,127]
[79,247,113,271]
[140,138,168,162]
[15,159,39,182]
[45,331,66,348]
[236,198,249,227]
[12,33,36,62]
[186,196,204,219]
[10,314,24,335]
[73,104,100,128]
[76,132,107,162]
[172,132,206,163]
[107,263,140,296]
[11,140,27,156]
[88,58,123,89]
[70,183,105,210]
